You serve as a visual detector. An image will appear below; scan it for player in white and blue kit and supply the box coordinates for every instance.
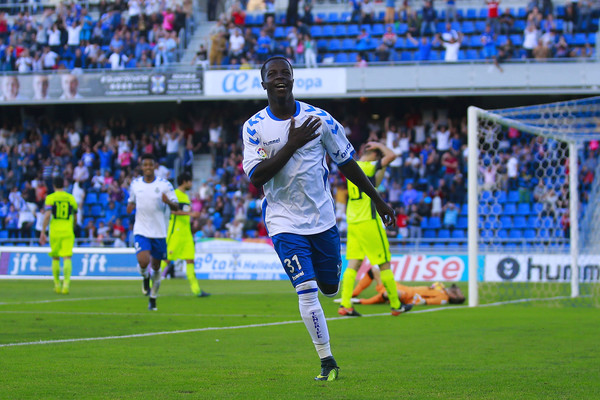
[127,153,179,311]
[242,57,396,381]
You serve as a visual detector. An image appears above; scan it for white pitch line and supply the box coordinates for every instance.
[0,295,142,305]
[0,295,590,348]
[0,310,296,318]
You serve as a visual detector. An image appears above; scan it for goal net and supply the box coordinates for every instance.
[467,97,600,307]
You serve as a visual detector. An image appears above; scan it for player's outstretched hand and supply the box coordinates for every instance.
[287,116,321,150]
[376,200,396,227]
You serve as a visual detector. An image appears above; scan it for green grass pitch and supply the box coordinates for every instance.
[0,279,598,399]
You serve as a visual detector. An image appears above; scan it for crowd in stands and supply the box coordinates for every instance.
[0,0,193,72]
[199,0,599,69]
[0,99,593,248]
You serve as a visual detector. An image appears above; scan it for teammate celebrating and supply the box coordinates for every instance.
[242,56,395,381]
[338,141,411,316]
[127,153,179,311]
[162,172,210,297]
[40,177,78,294]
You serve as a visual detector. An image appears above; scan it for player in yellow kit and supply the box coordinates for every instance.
[40,177,78,294]
[162,172,210,297]
[339,141,411,316]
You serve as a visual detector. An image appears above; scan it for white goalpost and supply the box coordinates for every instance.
[467,97,600,307]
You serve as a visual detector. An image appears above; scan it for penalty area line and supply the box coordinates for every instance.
[0,295,587,348]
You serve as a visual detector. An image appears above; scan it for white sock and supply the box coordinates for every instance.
[138,264,150,278]
[150,268,161,298]
[296,281,332,359]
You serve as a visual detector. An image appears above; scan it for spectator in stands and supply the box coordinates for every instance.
[350,0,362,23]
[578,0,593,33]
[442,202,458,228]
[255,29,272,63]
[209,31,227,66]
[438,32,463,62]
[385,0,396,25]
[406,9,419,37]
[494,37,514,72]
[554,35,574,58]
[533,38,551,59]
[408,203,422,239]
[498,8,515,35]
[5,204,19,239]
[445,0,458,23]
[486,0,500,34]
[563,2,575,35]
[407,32,437,61]
[523,22,540,58]
[421,0,437,36]
[228,28,245,64]
[481,24,497,60]
[361,0,375,24]
[304,33,317,68]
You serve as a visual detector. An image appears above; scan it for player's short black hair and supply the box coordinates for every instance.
[260,56,293,81]
[140,153,156,162]
[53,176,64,189]
[177,172,192,186]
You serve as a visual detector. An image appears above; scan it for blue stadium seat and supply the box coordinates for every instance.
[0,230,8,239]
[462,21,475,34]
[372,24,385,36]
[452,229,466,239]
[466,8,477,19]
[348,52,359,62]
[461,203,468,215]
[342,38,356,51]
[481,190,493,202]
[573,33,588,46]
[360,24,372,34]
[98,192,109,204]
[334,25,347,37]
[498,229,508,239]
[517,8,527,18]
[322,25,336,38]
[85,193,98,205]
[470,35,483,47]
[507,190,520,203]
[456,216,468,229]
[274,26,286,39]
[347,24,360,36]
[496,191,507,203]
[340,11,351,22]
[396,23,408,35]
[516,203,531,215]
[316,12,327,22]
[395,38,405,49]
[399,51,413,61]
[466,49,480,59]
[513,216,527,229]
[429,217,442,229]
[317,39,329,51]
[328,39,341,51]
[327,12,341,24]
[499,216,513,229]
[513,20,526,32]
[479,8,488,18]
[475,21,487,33]
[438,229,450,239]
[524,229,536,239]
[91,205,103,218]
[424,229,437,239]
[504,203,517,215]
[588,33,596,45]
[310,26,324,38]
[335,52,350,63]
[420,217,429,228]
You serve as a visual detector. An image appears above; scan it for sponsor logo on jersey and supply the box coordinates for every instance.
[263,138,280,146]
[257,147,267,159]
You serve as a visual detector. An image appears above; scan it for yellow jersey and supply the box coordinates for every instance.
[45,190,78,237]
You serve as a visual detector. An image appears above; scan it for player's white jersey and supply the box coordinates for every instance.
[128,176,177,238]
[242,100,355,236]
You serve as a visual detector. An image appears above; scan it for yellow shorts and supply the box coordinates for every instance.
[167,233,195,261]
[345,219,391,266]
[49,235,75,258]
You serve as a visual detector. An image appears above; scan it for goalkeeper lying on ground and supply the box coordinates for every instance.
[342,267,466,306]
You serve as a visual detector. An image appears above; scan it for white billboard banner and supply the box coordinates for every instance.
[485,254,600,282]
[204,68,347,97]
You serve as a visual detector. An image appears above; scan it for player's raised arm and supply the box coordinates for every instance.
[248,116,321,187]
[338,159,396,227]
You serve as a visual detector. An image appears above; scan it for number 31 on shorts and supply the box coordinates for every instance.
[283,254,302,274]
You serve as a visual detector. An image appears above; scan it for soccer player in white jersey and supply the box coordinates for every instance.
[127,153,179,311]
[242,56,396,381]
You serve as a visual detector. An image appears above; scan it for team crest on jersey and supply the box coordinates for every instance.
[155,188,160,193]
[257,147,267,159]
